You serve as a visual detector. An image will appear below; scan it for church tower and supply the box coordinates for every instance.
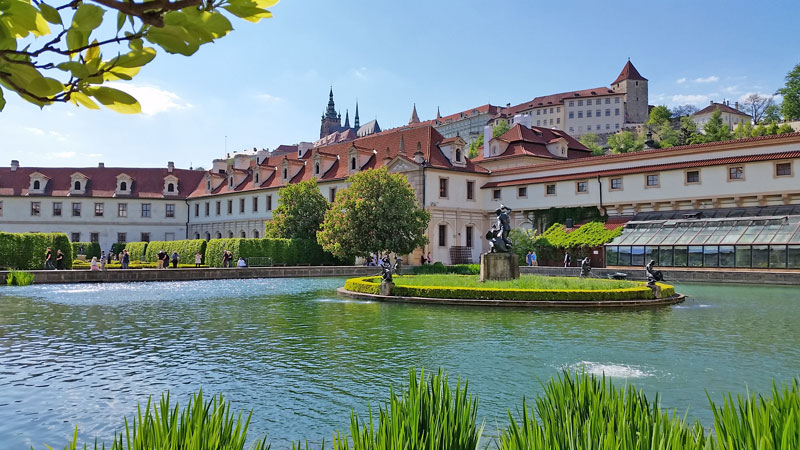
[320,87,343,138]
[354,102,360,129]
[611,59,649,124]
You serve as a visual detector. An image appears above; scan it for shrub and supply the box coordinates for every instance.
[125,241,149,262]
[71,241,101,260]
[5,270,34,286]
[144,239,207,265]
[110,242,126,255]
[206,238,351,268]
[412,264,479,275]
[0,232,73,270]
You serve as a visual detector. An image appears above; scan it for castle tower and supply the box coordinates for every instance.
[611,59,648,124]
[409,103,420,124]
[320,87,343,138]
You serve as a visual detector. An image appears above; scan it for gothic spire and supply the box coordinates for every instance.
[436,106,441,119]
[409,103,420,124]
[344,109,350,128]
[325,87,337,119]
[354,101,360,128]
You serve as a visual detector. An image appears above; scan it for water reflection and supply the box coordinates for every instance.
[0,279,798,449]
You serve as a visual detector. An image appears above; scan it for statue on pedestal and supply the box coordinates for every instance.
[486,204,513,253]
[580,257,592,278]
[645,260,663,286]
[380,255,394,283]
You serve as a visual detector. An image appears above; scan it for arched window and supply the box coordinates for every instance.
[240,230,246,238]
[283,168,288,179]
[255,173,259,183]
[74,181,81,190]
[120,181,127,191]
[227,231,234,238]
[216,232,222,238]
[455,149,462,162]
[350,157,356,170]
[33,180,40,190]
[205,232,211,241]
[206,180,211,190]
[194,232,200,239]
[229,177,233,187]
[253,230,260,238]
[417,142,421,152]
[315,163,320,175]
[168,183,175,192]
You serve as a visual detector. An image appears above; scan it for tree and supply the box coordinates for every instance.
[763,104,782,123]
[778,63,800,120]
[702,110,732,142]
[678,116,703,146]
[492,121,510,138]
[653,121,680,148]
[0,0,276,112]
[606,130,645,154]
[733,122,753,139]
[317,167,430,259]
[740,93,773,124]
[467,133,482,159]
[777,123,795,134]
[671,104,698,118]
[647,105,672,125]
[264,178,329,240]
[579,133,604,156]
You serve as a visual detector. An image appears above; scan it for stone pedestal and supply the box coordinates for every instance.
[647,283,662,299]
[480,253,520,282]
[380,281,394,296]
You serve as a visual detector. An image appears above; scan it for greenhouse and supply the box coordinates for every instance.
[605,215,800,269]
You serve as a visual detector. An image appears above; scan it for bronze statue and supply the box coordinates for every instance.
[645,260,663,285]
[486,204,513,253]
[381,255,393,283]
[580,257,592,278]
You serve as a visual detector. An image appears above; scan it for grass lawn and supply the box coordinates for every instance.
[392,274,639,290]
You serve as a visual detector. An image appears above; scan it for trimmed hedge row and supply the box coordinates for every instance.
[345,276,675,301]
[205,238,350,267]
[71,242,101,259]
[0,232,73,270]
[71,261,207,269]
[412,263,480,275]
[126,242,148,262]
[143,239,207,265]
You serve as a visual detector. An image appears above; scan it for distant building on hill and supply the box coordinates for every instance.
[317,88,380,144]
[692,100,752,131]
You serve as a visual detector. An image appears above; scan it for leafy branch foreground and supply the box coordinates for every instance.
[47,369,800,450]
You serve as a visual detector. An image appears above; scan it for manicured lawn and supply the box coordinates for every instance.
[392,274,638,290]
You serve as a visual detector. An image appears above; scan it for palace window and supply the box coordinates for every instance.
[267,195,273,210]
[118,203,128,217]
[646,174,659,187]
[117,233,127,243]
[605,98,610,104]
[729,166,744,180]
[205,202,210,216]
[686,171,700,184]
[252,196,258,212]
[466,181,474,200]
[240,198,245,213]
[493,189,501,200]
[168,182,175,192]
[141,203,151,217]
[53,202,62,216]
[31,201,40,216]
[329,188,336,202]
[439,178,448,198]
[587,110,592,117]
[545,184,556,195]
[33,180,40,190]
[615,98,620,103]
[578,100,583,106]
[227,200,233,214]
[578,111,583,118]
[611,178,623,190]
[569,112,574,119]
[776,162,792,177]
[94,202,104,217]
[73,232,82,242]
[166,204,175,218]
[518,187,527,197]
[577,181,588,193]
[438,224,447,247]
[615,108,620,115]
[89,232,98,243]
[72,202,82,217]
[74,181,81,191]
[194,203,199,217]
[466,226,473,248]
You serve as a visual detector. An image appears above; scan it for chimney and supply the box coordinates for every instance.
[506,103,511,108]
[167,161,174,173]
[735,101,739,110]
[98,162,104,168]
[483,125,492,159]
[10,160,19,171]
[710,100,714,106]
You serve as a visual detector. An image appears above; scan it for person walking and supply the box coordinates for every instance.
[426,251,432,265]
[419,252,426,265]
[157,250,166,269]
[526,251,533,267]
[44,247,54,270]
[100,252,107,271]
[195,252,202,268]
[55,249,64,270]
[563,251,571,268]
[171,250,180,269]
[222,250,231,268]
[121,249,130,269]
[531,250,538,266]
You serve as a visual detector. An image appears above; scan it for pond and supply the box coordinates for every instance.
[0,278,798,449]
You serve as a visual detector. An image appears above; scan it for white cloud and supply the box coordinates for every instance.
[105,82,192,116]
[676,77,687,84]
[693,76,719,83]
[256,93,284,103]
[723,85,741,94]
[25,127,45,135]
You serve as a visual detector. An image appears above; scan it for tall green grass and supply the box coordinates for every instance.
[6,270,34,286]
[333,368,483,450]
[498,371,708,450]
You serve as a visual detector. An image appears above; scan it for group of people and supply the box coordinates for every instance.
[88,249,131,271]
[419,251,432,265]
[525,250,538,266]
[43,247,66,270]
[221,250,247,268]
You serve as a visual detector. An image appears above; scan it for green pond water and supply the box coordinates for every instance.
[0,278,798,449]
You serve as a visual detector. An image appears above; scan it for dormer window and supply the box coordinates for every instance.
[255,172,259,183]
[315,162,320,175]
[70,172,89,195]
[455,149,462,162]
[350,157,356,170]
[229,177,233,187]
[33,180,40,190]
[163,175,179,196]
[283,168,288,179]
[74,181,81,190]
[120,181,127,191]
[207,180,211,191]
[168,183,175,192]
[115,173,133,195]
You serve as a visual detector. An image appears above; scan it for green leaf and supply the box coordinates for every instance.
[71,4,104,32]
[86,86,141,114]
[0,87,5,111]
[84,40,100,63]
[56,61,90,78]
[39,2,62,25]
[103,65,140,81]
[27,76,63,97]
[145,24,199,55]
[222,3,272,22]
[116,11,125,32]
[128,38,143,50]
[113,47,156,68]
[71,91,100,109]
[66,28,87,52]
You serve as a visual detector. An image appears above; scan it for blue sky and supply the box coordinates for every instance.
[1,0,798,168]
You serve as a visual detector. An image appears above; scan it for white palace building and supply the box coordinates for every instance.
[2,119,800,268]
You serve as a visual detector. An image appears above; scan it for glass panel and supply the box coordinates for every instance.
[719,246,735,268]
[703,246,719,267]
[659,246,673,267]
[705,222,733,245]
[619,227,646,245]
[721,222,749,244]
[673,246,688,267]
[772,222,800,245]
[631,246,645,267]
[645,246,659,265]
[650,226,676,245]
[735,246,751,268]
[788,245,800,269]
[633,227,660,245]
[737,223,764,244]
[618,246,632,266]
[751,245,769,268]
[693,223,718,245]
[605,246,618,266]
[753,222,782,244]
[769,245,787,269]
[675,224,703,245]
[688,246,704,267]
[790,226,800,244]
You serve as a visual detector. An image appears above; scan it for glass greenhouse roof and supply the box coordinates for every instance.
[607,215,800,247]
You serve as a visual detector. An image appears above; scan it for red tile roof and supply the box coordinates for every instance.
[471,124,591,162]
[0,166,205,198]
[694,102,750,117]
[496,87,620,118]
[611,60,647,85]
[481,150,800,188]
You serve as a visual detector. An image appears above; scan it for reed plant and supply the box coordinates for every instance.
[497,371,708,450]
[6,270,34,286]
[334,368,483,450]
[708,378,800,450]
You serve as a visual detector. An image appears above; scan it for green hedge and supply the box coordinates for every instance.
[0,232,73,270]
[71,242,101,260]
[344,276,675,301]
[412,263,480,275]
[125,242,148,262]
[110,243,126,255]
[144,239,207,265]
[72,261,207,269]
[206,238,351,267]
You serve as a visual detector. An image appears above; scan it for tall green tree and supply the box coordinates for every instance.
[647,105,672,125]
[778,63,800,120]
[702,110,732,142]
[492,121,510,137]
[467,133,482,159]
[317,168,430,259]
[264,178,329,239]
[579,133,604,156]
[733,122,754,139]
[763,104,782,123]
[606,130,645,154]
[0,0,276,112]
[777,123,795,134]
[678,117,703,146]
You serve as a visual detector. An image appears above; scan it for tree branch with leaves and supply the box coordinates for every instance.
[0,0,277,112]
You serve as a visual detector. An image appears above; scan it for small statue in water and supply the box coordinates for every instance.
[381,254,394,283]
[645,260,663,286]
[486,204,513,253]
[580,257,592,278]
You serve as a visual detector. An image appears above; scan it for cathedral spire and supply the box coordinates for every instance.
[354,101,360,128]
[325,87,337,119]
[344,109,350,128]
[436,106,441,120]
[409,103,420,124]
